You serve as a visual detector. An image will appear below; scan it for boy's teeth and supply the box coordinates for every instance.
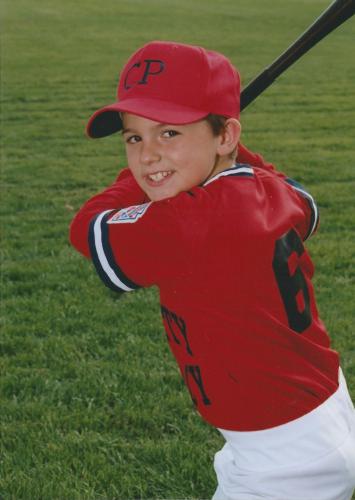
[149,171,171,182]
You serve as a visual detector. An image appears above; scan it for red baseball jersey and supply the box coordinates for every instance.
[70,150,339,431]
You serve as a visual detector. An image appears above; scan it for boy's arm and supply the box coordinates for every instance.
[84,196,192,293]
[70,168,148,258]
[237,142,285,178]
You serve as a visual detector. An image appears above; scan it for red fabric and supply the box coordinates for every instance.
[70,168,147,258]
[87,41,240,138]
[237,142,283,176]
[70,161,339,431]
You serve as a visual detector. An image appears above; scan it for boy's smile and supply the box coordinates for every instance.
[122,114,238,202]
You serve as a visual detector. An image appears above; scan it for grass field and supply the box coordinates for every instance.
[1,0,355,498]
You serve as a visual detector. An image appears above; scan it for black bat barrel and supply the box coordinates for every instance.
[240,0,355,111]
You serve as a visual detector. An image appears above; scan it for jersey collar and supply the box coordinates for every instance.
[203,163,254,187]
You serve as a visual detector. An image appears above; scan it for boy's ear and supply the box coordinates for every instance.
[217,118,241,156]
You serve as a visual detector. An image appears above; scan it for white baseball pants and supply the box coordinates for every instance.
[212,370,355,500]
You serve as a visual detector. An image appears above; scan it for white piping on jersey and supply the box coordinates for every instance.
[93,210,135,292]
[203,165,254,186]
[290,185,319,237]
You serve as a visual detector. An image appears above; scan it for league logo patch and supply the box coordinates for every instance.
[107,202,152,224]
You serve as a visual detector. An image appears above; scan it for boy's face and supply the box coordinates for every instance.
[122,114,234,201]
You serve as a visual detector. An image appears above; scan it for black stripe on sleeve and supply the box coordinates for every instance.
[88,211,141,293]
[100,212,141,290]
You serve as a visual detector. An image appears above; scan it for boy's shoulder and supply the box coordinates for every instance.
[158,162,310,232]
[169,163,273,209]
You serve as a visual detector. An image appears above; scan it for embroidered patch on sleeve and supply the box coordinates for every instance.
[107,202,152,224]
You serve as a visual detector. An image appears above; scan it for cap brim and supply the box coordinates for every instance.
[86,104,123,139]
[86,99,209,139]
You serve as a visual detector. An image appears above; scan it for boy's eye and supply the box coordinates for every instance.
[162,129,180,138]
[125,135,141,144]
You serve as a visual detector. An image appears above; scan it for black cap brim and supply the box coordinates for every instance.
[86,108,123,138]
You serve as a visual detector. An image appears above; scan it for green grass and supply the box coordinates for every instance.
[1,0,354,498]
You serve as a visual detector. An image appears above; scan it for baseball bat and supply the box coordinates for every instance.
[240,0,355,111]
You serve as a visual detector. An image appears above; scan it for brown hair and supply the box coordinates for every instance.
[205,114,228,136]
[205,114,238,160]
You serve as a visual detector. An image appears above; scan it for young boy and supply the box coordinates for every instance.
[70,41,355,500]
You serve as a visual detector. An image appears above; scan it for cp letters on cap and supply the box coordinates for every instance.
[124,59,166,90]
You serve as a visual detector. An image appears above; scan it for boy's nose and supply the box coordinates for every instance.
[140,141,161,165]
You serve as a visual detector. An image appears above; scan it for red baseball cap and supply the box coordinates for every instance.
[86,41,240,138]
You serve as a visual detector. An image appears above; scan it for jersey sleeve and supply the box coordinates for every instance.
[284,177,319,240]
[237,144,319,240]
[70,168,148,258]
[87,196,193,293]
